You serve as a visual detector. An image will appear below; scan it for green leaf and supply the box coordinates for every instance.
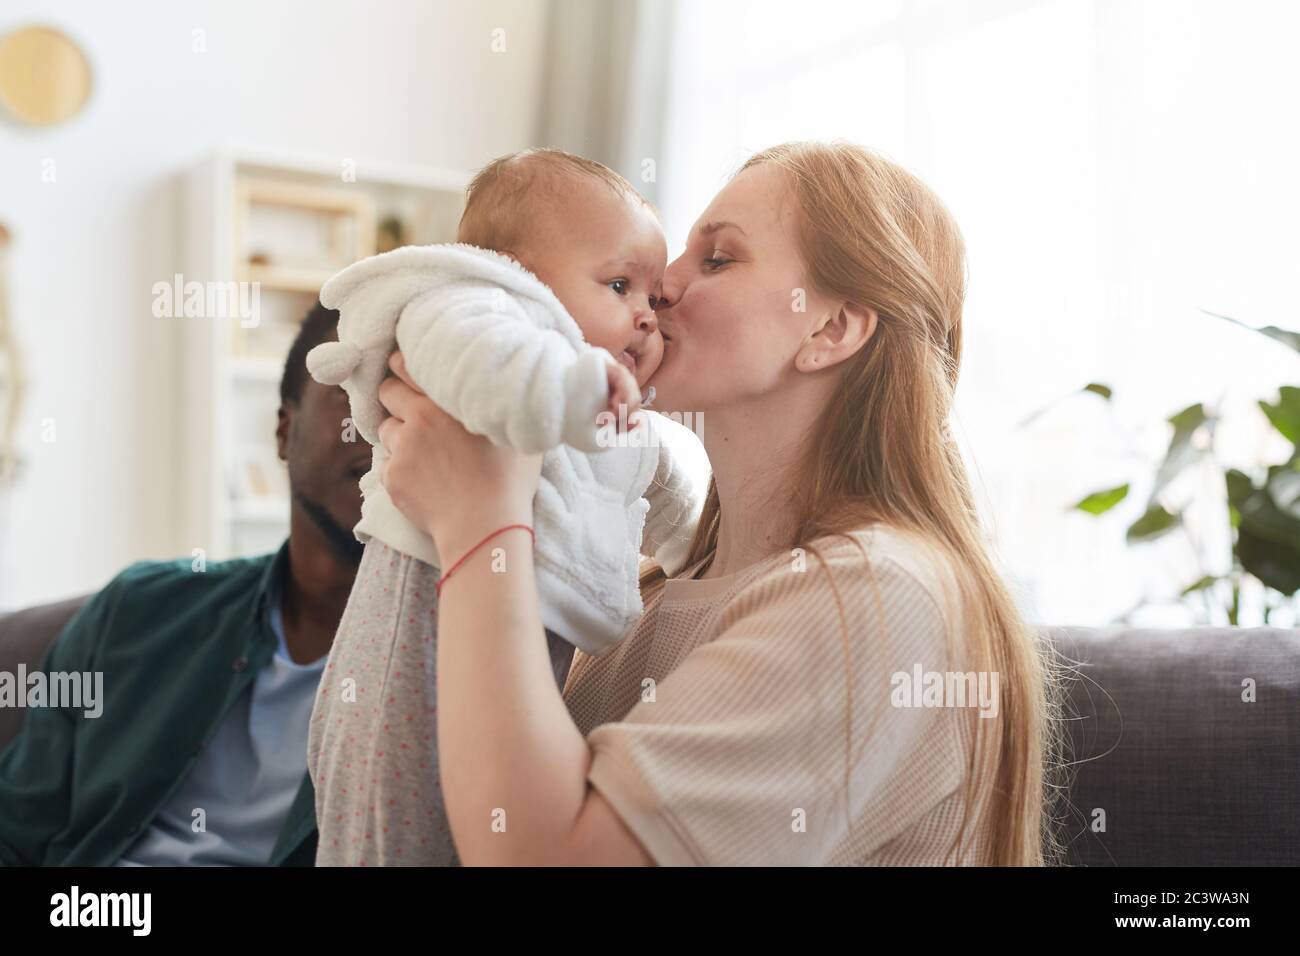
[1180,575,1219,596]
[1241,470,1300,541]
[1168,403,1210,433]
[1126,504,1181,543]
[1237,526,1300,596]
[1204,310,1300,354]
[1083,383,1113,400]
[1017,381,1115,428]
[1259,386,1300,445]
[1255,326,1300,353]
[1072,483,1129,515]
[1149,403,1213,505]
[1233,471,1300,595]
[1226,469,1254,530]
[1265,461,1300,520]
[1226,468,1254,506]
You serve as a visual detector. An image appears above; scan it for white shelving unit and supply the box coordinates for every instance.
[183,147,468,560]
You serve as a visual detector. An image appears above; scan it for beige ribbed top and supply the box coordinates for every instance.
[562,524,992,866]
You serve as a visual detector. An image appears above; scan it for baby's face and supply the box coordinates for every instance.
[520,182,666,387]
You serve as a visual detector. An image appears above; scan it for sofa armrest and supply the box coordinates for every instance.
[0,595,92,751]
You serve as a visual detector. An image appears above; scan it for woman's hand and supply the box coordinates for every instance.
[376,351,541,560]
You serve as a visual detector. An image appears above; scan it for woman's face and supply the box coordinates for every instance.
[649,163,832,415]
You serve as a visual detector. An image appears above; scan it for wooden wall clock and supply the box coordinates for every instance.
[0,25,93,126]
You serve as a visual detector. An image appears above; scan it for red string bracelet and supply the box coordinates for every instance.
[435,523,535,598]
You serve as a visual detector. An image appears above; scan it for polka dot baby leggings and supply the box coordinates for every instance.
[307,539,575,866]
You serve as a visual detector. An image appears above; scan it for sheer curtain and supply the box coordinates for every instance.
[655,0,1300,626]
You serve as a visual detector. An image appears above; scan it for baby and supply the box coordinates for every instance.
[305,149,702,866]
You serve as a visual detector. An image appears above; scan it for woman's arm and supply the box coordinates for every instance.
[376,352,654,866]
[433,524,654,866]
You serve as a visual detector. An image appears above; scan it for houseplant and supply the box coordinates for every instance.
[1049,315,1299,626]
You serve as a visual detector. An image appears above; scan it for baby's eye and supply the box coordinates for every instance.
[608,278,630,295]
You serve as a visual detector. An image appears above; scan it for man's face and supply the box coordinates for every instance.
[277,375,368,560]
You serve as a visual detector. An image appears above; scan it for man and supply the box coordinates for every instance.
[0,302,366,865]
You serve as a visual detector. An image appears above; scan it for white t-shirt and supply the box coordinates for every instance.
[115,603,325,866]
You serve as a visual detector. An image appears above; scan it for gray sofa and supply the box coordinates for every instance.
[1051,625,1299,865]
[1,596,1297,865]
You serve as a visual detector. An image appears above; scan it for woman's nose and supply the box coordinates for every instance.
[658,249,697,311]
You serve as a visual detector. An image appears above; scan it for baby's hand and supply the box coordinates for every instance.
[605,359,644,432]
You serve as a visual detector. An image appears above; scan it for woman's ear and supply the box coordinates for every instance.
[794,302,878,374]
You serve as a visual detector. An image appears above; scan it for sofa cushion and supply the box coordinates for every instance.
[1050,625,1300,866]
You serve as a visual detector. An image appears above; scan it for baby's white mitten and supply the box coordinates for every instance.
[305,340,390,444]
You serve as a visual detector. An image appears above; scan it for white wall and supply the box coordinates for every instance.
[0,0,551,607]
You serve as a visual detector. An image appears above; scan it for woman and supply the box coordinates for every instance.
[375,141,1061,866]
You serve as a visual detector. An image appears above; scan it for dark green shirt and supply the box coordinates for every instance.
[0,544,317,866]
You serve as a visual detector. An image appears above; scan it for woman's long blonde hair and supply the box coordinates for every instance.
[643,142,1063,866]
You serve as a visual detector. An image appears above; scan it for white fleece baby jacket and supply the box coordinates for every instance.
[309,243,703,656]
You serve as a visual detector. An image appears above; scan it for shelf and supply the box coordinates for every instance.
[186,147,468,560]
[240,263,336,295]
[242,177,374,215]
[218,144,472,193]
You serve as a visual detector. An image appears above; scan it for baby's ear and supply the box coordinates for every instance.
[305,341,362,385]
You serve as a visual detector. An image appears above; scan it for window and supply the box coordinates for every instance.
[658,0,1300,625]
